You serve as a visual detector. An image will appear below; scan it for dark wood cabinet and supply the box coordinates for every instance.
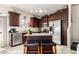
[48,8,68,45]
[30,17,40,27]
[9,12,20,26]
[30,16,48,27]
[61,9,68,45]
[41,15,49,27]
[38,19,42,27]
[48,14,55,21]
[22,33,27,43]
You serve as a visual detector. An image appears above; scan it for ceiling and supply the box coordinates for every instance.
[8,4,67,17]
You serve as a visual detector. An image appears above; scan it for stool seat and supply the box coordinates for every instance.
[41,42,56,46]
[24,42,39,47]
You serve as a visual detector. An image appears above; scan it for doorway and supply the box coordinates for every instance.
[0,16,7,47]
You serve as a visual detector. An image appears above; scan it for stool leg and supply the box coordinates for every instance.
[24,47,26,54]
[38,46,40,54]
[26,47,28,54]
[54,45,57,54]
[24,47,27,54]
[41,45,42,54]
[24,47,25,54]
[52,45,57,54]
[52,46,54,54]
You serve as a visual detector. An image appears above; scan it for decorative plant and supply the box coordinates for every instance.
[28,29,32,34]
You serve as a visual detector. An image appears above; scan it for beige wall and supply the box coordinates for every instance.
[71,5,79,42]
[0,5,10,46]
[67,5,72,48]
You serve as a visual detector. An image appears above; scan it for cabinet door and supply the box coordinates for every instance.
[34,19,38,27]
[41,16,48,27]
[30,17,38,27]
[22,33,27,43]
[37,19,42,27]
[9,12,20,26]
[14,14,19,26]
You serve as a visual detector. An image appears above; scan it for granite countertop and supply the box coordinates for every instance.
[23,33,52,36]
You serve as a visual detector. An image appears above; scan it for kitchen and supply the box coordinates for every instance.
[0,4,69,54]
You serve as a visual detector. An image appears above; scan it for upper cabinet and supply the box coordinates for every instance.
[38,19,42,27]
[30,17,40,27]
[41,15,49,27]
[9,12,20,26]
[30,17,47,27]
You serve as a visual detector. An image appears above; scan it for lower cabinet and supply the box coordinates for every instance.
[22,33,27,43]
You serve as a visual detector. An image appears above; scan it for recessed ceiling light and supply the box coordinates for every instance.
[35,9,38,13]
[39,9,43,13]
[30,9,48,14]
[44,9,47,13]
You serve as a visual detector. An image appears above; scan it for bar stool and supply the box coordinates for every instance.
[41,40,56,54]
[24,41,40,54]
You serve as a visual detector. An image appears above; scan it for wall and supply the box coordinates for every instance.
[71,5,79,42]
[0,5,10,47]
[67,5,71,48]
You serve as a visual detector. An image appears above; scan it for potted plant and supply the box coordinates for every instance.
[28,29,32,34]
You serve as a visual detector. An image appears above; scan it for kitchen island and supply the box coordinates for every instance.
[23,33,53,43]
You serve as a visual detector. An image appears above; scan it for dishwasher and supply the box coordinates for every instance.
[9,33,22,47]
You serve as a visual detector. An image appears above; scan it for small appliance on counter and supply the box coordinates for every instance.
[43,29,49,33]
[9,28,16,33]
[41,27,50,33]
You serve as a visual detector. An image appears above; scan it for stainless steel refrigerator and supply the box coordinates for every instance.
[53,20,61,45]
[49,20,61,45]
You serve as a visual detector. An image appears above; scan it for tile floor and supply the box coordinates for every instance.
[0,45,76,54]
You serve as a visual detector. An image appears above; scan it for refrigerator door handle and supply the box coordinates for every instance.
[53,24,54,34]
